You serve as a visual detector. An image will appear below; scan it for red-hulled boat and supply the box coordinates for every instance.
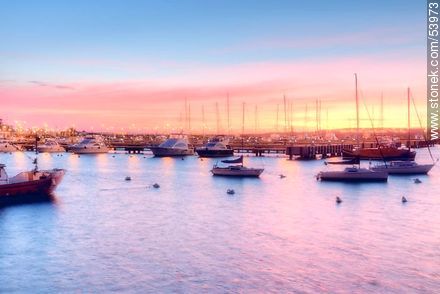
[0,164,65,204]
[342,146,416,161]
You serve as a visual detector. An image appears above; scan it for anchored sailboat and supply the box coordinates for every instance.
[342,75,415,161]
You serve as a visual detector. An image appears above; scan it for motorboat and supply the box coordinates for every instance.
[69,135,109,154]
[0,163,65,204]
[37,139,65,153]
[370,161,435,175]
[0,139,22,152]
[211,156,264,177]
[317,166,388,182]
[149,135,194,157]
[196,137,234,158]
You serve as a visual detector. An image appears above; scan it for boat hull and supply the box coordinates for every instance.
[0,169,65,204]
[211,167,264,177]
[196,148,234,158]
[70,147,109,154]
[150,147,194,157]
[371,164,434,175]
[342,148,416,161]
[318,171,388,182]
[37,146,65,153]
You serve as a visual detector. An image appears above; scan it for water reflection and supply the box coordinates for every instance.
[0,148,439,292]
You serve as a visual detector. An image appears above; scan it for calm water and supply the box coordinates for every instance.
[0,148,439,293]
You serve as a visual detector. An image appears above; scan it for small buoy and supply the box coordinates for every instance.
[413,178,422,184]
[181,157,184,160]
[78,155,80,158]
[153,183,160,188]
[125,176,131,181]
[112,155,115,158]
[130,155,133,158]
[227,189,235,195]
[200,158,204,161]
[279,174,286,179]
[402,196,407,203]
[336,196,342,204]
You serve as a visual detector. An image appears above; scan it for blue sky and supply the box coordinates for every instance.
[0,0,428,131]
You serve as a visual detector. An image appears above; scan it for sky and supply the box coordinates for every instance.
[0,0,427,133]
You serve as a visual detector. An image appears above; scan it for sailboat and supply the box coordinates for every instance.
[371,88,435,174]
[211,156,264,177]
[320,154,389,182]
[342,76,416,161]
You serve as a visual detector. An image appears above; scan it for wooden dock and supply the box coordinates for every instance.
[285,144,354,160]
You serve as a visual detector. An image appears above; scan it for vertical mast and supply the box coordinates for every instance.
[408,87,411,151]
[215,102,220,134]
[380,92,384,130]
[184,97,188,133]
[276,104,279,132]
[315,99,319,133]
[254,105,258,134]
[202,104,205,137]
[188,103,191,133]
[227,93,230,135]
[355,73,360,146]
[283,95,287,133]
[305,103,308,134]
[242,102,245,148]
[290,100,293,134]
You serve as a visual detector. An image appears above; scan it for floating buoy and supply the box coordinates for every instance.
[402,196,408,203]
[336,196,342,204]
[413,178,422,184]
[125,176,131,181]
[152,183,160,188]
[227,189,235,195]
[112,155,115,158]
[279,174,286,179]
[181,157,184,160]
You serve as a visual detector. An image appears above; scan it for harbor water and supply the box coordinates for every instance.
[0,148,439,293]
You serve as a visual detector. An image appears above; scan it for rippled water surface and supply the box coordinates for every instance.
[1,148,439,293]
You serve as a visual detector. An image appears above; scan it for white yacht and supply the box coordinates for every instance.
[0,139,22,152]
[37,139,65,153]
[317,166,388,182]
[149,136,194,157]
[371,161,435,175]
[69,135,109,154]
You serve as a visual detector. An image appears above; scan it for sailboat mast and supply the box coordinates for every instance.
[242,102,245,148]
[276,104,279,132]
[227,93,230,134]
[283,95,287,133]
[188,103,191,133]
[215,102,220,134]
[202,104,205,137]
[408,87,411,151]
[254,105,258,134]
[355,73,360,146]
[380,92,384,130]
